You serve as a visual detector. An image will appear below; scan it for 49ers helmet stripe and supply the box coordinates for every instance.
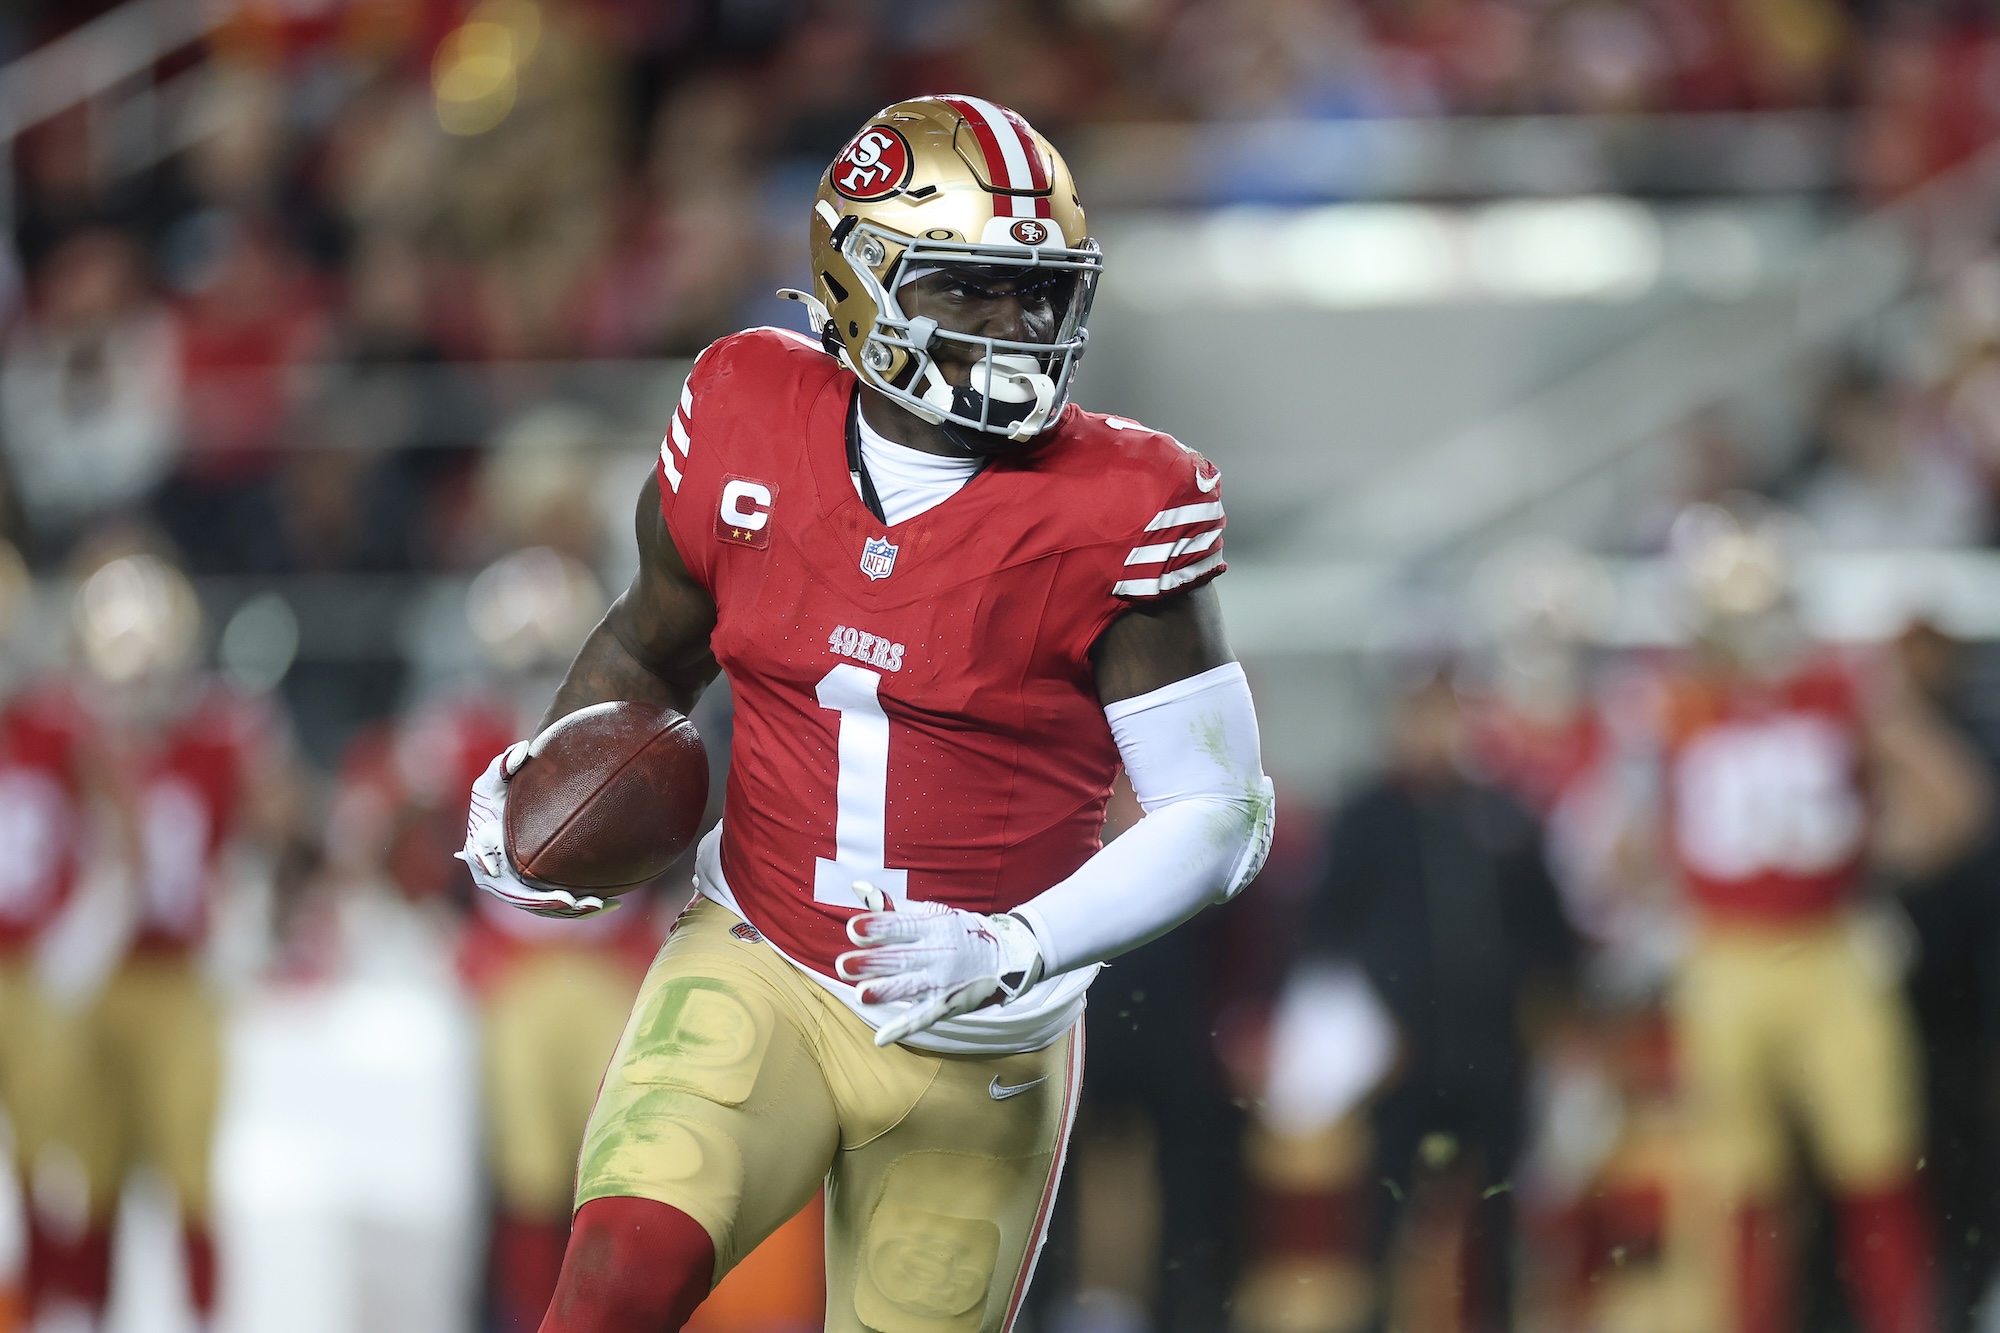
[942,95,1053,214]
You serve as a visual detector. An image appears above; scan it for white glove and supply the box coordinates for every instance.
[834,883,1043,1047]
[457,741,617,920]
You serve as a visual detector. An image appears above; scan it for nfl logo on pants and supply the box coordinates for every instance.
[860,536,898,581]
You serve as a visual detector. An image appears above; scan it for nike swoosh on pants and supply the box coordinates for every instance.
[988,1075,1045,1100]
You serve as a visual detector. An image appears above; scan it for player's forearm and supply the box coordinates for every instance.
[1015,789,1269,974]
[539,608,714,731]
[1012,662,1274,976]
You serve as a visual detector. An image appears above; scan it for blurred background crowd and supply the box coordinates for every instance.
[5,0,2000,1332]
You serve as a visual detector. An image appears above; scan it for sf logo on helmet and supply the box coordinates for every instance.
[1010,219,1050,246]
[834,126,913,201]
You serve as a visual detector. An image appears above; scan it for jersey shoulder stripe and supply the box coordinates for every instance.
[656,327,841,493]
[1124,526,1223,567]
[1112,550,1225,599]
[659,373,694,493]
[1145,501,1225,531]
[655,328,847,589]
[1060,410,1229,602]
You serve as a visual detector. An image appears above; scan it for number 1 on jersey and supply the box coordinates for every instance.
[812,664,910,906]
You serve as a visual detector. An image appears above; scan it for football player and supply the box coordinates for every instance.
[0,539,121,1326]
[1650,500,1982,1333]
[461,96,1275,1332]
[61,547,293,1331]
[332,548,671,1333]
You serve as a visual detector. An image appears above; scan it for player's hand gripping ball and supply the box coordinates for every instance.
[459,702,708,919]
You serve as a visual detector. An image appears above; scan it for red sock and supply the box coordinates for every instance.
[541,1196,715,1333]
[26,1222,111,1315]
[1837,1182,1937,1333]
[1734,1201,1792,1333]
[495,1214,573,1332]
[184,1221,218,1315]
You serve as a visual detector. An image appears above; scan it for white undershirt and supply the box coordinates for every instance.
[855,406,979,525]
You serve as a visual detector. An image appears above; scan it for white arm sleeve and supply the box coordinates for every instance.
[1011,662,1275,977]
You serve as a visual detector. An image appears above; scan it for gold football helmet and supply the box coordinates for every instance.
[1669,496,1815,672]
[73,551,202,685]
[781,95,1103,447]
[1670,499,1794,620]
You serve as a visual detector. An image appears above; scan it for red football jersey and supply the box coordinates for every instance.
[0,683,96,952]
[1661,658,1869,921]
[658,329,1226,978]
[123,684,280,952]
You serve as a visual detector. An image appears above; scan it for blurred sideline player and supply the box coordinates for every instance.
[1464,540,1710,1333]
[1651,500,1985,1333]
[335,547,823,1332]
[1464,538,1612,827]
[0,539,118,1329]
[330,547,668,1333]
[461,95,1275,1332]
[59,546,291,1330]
[467,456,847,1333]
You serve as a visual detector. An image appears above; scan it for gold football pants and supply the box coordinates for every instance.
[482,945,637,1220]
[79,955,223,1220]
[576,898,1083,1333]
[1672,913,1921,1198]
[0,958,95,1198]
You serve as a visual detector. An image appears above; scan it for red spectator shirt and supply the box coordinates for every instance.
[1661,658,1869,921]
[658,328,1227,978]
[0,683,96,953]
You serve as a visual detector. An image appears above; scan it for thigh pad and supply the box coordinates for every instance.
[854,1151,1013,1333]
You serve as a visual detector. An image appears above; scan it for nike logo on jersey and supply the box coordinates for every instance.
[988,1075,1045,1101]
[829,624,905,672]
[1194,463,1220,493]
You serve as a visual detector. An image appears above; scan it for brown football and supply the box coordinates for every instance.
[504,701,709,893]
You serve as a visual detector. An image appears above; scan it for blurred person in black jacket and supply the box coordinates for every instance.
[1882,620,2000,1330]
[1303,671,1579,1332]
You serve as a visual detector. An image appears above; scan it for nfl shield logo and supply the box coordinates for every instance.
[860,536,899,581]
